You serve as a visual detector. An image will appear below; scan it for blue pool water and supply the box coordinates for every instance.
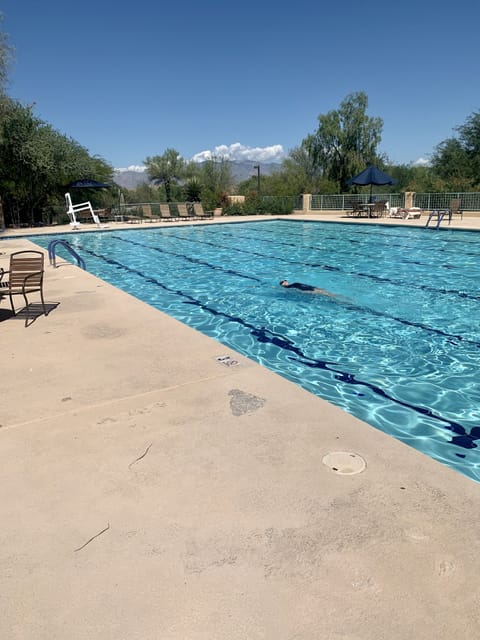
[32,220,480,481]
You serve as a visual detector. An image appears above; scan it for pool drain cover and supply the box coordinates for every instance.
[322,451,366,475]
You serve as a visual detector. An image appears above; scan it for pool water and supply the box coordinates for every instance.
[33,220,480,481]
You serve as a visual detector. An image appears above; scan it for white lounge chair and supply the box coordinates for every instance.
[404,207,422,219]
[388,207,422,220]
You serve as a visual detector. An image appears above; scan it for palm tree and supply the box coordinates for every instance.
[144,148,186,202]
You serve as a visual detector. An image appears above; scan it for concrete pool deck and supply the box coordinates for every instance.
[1,214,480,639]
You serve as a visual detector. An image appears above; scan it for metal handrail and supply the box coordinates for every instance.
[48,239,86,270]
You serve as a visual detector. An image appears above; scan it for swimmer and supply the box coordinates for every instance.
[279,280,337,298]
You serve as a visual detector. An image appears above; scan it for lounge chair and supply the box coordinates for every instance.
[0,250,47,325]
[176,203,194,221]
[404,207,422,219]
[389,207,422,219]
[449,198,463,220]
[388,206,403,218]
[193,202,213,218]
[123,206,143,223]
[141,204,160,222]
[159,204,178,222]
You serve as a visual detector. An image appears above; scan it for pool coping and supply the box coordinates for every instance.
[2,215,480,638]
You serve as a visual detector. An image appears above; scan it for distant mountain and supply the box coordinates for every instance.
[113,161,281,190]
[113,170,149,189]
[220,160,282,183]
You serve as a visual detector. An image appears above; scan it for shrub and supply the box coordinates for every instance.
[219,195,296,217]
[223,202,245,216]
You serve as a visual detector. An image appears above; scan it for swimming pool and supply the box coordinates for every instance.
[33,220,480,482]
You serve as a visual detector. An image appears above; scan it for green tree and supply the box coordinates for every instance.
[431,111,480,190]
[125,182,159,204]
[0,98,112,225]
[283,144,319,189]
[279,144,338,194]
[144,148,186,202]
[305,91,383,192]
[458,111,480,162]
[192,156,234,209]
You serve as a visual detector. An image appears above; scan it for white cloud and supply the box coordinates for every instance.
[412,157,430,167]
[115,144,286,172]
[115,165,147,173]
[191,143,285,164]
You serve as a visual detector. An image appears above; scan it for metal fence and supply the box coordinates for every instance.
[309,192,480,211]
[310,193,405,210]
[413,193,480,210]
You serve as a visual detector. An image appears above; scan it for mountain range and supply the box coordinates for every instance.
[113,161,282,189]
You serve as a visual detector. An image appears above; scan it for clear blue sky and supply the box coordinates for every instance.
[2,0,479,170]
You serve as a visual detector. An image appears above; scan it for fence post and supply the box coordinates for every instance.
[405,192,415,209]
[302,194,312,212]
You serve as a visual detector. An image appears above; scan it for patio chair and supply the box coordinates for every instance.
[371,201,387,217]
[347,201,364,217]
[193,202,213,218]
[449,198,463,220]
[0,250,47,325]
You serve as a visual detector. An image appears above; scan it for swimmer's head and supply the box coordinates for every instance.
[279,280,289,287]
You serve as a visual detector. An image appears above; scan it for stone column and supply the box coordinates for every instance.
[302,194,312,212]
[404,192,415,209]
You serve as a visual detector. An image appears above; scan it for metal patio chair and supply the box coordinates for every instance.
[0,250,47,325]
[449,198,463,221]
[371,200,387,217]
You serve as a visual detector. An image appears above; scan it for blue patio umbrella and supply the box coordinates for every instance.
[347,165,397,199]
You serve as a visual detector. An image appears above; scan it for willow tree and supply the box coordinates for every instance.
[305,92,383,192]
[144,148,186,202]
